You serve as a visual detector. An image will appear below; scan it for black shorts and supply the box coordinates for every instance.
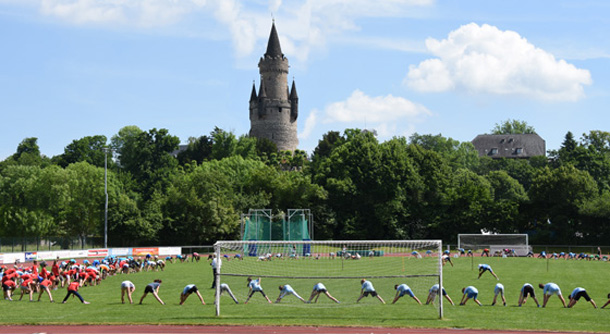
[144,285,155,293]
[363,291,378,297]
[522,285,535,297]
[2,284,13,292]
[248,290,267,298]
[316,288,327,293]
[573,290,591,301]
[187,285,198,294]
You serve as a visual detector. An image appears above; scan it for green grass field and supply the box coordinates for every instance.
[2,256,610,332]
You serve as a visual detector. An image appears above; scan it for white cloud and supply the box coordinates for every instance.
[405,23,592,102]
[38,0,207,27]
[299,90,430,140]
[323,89,430,123]
[25,0,433,60]
[298,109,318,140]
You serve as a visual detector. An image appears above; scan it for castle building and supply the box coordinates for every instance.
[249,22,299,151]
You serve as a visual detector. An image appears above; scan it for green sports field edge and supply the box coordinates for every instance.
[1,256,609,332]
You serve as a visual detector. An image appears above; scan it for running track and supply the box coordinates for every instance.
[0,325,603,334]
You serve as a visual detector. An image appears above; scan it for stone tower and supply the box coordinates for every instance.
[249,22,299,151]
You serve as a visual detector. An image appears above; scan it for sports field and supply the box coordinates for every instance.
[2,255,610,332]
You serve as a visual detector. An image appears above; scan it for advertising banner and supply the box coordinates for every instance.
[25,252,37,261]
[87,249,109,257]
[0,253,3,264]
[109,248,130,257]
[70,250,87,259]
[3,253,25,264]
[132,247,159,256]
[158,247,181,256]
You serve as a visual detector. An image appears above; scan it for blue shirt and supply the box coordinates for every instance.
[543,283,561,295]
[397,284,414,297]
[570,287,585,298]
[361,280,375,292]
[464,286,478,295]
[249,279,262,291]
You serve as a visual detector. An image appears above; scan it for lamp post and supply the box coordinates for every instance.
[103,147,109,249]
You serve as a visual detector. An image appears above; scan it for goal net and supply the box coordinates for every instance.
[457,234,530,256]
[213,240,443,319]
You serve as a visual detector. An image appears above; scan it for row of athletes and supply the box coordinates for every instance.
[460,282,609,309]
[0,254,186,303]
[246,277,450,305]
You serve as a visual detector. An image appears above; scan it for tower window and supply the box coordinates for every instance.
[490,148,498,155]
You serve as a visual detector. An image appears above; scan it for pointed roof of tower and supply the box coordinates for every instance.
[265,21,283,58]
[250,81,257,102]
[290,79,298,99]
[258,78,267,98]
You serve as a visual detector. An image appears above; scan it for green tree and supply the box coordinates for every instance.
[484,170,528,233]
[116,128,180,195]
[0,166,56,242]
[177,135,213,165]
[59,162,106,247]
[210,127,237,160]
[438,169,493,239]
[528,165,598,243]
[409,133,480,171]
[491,119,536,134]
[3,137,50,167]
[235,135,258,160]
[53,135,109,168]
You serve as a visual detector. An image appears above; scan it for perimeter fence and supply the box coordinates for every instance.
[0,236,103,253]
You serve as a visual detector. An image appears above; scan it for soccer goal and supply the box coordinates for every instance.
[457,234,530,256]
[213,240,443,319]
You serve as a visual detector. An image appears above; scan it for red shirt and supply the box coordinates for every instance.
[3,280,15,288]
[68,282,80,292]
[40,279,52,288]
[21,279,33,288]
[52,263,60,276]
[41,267,49,279]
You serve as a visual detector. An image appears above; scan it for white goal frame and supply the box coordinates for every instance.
[213,240,443,319]
[458,234,530,256]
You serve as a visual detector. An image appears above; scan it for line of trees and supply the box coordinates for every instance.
[2,121,610,246]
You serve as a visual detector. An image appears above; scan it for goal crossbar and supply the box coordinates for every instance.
[213,240,443,319]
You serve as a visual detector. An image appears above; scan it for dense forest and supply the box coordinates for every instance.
[2,120,610,246]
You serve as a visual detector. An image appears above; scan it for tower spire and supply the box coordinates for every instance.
[249,80,257,102]
[265,21,283,58]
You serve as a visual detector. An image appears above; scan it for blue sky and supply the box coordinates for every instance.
[1,0,608,160]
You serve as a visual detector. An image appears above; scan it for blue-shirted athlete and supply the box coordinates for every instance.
[275,284,306,303]
[306,282,340,304]
[356,279,385,304]
[460,286,482,306]
[539,282,566,308]
[244,277,271,304]
[568,287,597,308]
[478,264,499,280]
[491,283,506,306]
[392,284,422,305]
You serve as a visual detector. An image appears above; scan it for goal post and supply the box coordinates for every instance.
[458,234,530,256]
[213,240,443,319]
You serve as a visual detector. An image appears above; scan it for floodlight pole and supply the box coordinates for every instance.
[103,147,109,249]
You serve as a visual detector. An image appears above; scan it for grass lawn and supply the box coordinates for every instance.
[2,255,610,332]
